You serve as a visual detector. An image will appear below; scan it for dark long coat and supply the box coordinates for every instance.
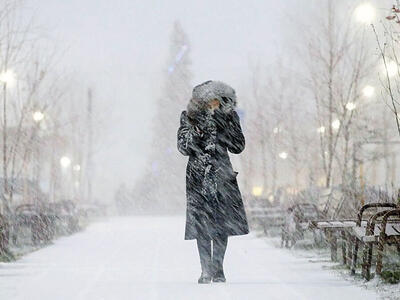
[177,109,249,240]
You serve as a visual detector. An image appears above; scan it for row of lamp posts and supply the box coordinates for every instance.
[0,68,82,209]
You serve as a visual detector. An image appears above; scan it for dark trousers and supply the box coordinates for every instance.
[196,235,228,275]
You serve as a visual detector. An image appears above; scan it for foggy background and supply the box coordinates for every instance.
[5,0,394,212]
[24,0,297,201]
[2,1,400,298]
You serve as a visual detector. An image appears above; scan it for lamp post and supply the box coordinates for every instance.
[59,155,72,200]
[317,126,326,134]
[0,70,15,213]
[279,151,288,160]
[252,186,263,197]
[33,111,44,123]
[32,110,44,197]
[362,85,375,98]
[332,119,341,130]
[59,157,82,198]
[355,3,376,24]
[87,89,93,203]
[72,164,81,199]
[60,156,72,169]
[346,102,357,111]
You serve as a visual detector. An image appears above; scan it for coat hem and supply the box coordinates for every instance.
[184,230,249,240]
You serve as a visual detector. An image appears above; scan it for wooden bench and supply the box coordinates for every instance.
[349,203,398,278]
[0,213,9,255]
[248,207,269,228]
[307,202,400,281]
[309,219,361,262]
[53,200,79,235]
[263,207,285,232]
[307,202,399,266]
[361,208,400,280]
[13,204,46,245]
[248,206,285,235]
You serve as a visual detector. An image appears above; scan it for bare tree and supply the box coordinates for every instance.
[303,0,376,189]
[0,1,97,213]
[373,2,400,136]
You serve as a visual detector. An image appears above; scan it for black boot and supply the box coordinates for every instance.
[197,238,212,284]
[212,235,227,283]
[198,272,212,284]
[213,268,226,283]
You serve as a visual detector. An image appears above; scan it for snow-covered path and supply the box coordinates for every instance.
[0,216,378,300]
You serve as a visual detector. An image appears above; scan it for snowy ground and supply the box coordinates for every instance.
[0,216,380,300]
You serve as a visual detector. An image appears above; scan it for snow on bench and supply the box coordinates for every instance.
[351,222,400,242]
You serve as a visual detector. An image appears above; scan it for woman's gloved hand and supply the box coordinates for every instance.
[225,110,238,123]
[224,110,245,154]
[193,124,204,137]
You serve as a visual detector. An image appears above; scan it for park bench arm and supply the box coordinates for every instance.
[375,209,400,276]
[357,203,397,226]
[380,209,400,237]
[365,210,390,236]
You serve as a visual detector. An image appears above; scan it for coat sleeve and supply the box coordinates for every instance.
[225,110,245,154]
[177,111,200,156]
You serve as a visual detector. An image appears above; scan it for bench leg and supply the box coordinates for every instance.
[324,229,330,254]
[347,235,353,267]
[263,224,268,236]
[351,237,359,275]
[376,237,385,276]
[361,242,373,280]
[282,229,290,248]
[341,230,347,265]
[331,231,338,262]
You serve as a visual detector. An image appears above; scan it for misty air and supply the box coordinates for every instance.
[1,1,400,299]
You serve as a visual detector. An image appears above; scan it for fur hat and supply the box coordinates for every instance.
[187,80,237,116]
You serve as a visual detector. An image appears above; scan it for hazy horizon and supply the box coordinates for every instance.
[22,0,296,201]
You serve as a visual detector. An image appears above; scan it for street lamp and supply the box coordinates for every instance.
[252,186,263,197]
[73,164,81,172]
[273,127,281,134]
[362,85,375,98]
[279,151,288,160]
[268,195,274,204]
[332,119,341,130]
[346,102,357,111]
[355,3,376,23]
[317,126,326,134]
[33,111,44,122]
[60,156,71,168]
[0,70,16,87]
[0,69,16,207]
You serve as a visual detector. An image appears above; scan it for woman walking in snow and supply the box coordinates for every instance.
[177,80,249,284]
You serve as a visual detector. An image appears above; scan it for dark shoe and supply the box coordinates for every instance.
[198,272,212,284]
[212,270,226,283]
